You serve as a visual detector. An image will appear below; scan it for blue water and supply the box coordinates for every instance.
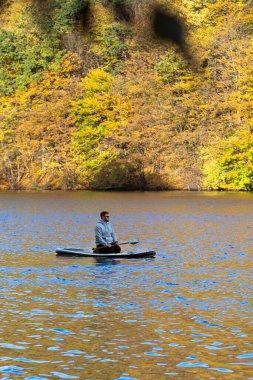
[0,191,252,379]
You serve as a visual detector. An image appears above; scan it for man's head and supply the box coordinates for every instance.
[100,211,110,222]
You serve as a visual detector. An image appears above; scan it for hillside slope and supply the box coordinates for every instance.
[0,0,252,190]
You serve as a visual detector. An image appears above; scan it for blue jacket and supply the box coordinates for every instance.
[95,219,117,246]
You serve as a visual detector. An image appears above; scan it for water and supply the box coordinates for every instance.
[0,191,252,379]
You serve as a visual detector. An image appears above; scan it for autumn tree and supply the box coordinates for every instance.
[71,67,131,188]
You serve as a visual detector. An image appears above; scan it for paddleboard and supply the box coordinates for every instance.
[56,248,156,259]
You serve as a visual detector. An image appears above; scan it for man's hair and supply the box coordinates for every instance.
[100,211,109,219]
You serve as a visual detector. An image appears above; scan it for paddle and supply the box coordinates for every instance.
[92,239,139,251]
[63,240,139,253]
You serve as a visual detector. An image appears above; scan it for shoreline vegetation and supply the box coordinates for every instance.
[0,1,252,192]
[0,187,252,193]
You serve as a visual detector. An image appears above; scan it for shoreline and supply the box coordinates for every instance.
[0,188,252,193]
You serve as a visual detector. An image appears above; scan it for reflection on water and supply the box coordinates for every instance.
[0,191,252,379]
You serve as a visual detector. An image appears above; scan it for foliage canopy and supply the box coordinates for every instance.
[0,0,252,190]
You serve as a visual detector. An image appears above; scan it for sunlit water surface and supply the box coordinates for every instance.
[0,191,252,380]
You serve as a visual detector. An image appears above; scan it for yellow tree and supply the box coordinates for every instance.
[0,53,83,189]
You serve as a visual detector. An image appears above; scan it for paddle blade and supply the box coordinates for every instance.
[119,239,139,245]
[130,239,139,245]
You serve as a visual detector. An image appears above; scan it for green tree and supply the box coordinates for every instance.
[202,128,253,190]
[71,68,130,188]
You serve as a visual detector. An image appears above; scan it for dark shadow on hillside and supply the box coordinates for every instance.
[90,160,177,191]
[108,1,193,65]
[30,0,90,39]
[110,0,135,23]
[153,5,184,47]
[27,0,193,65]
[152,4,194,66]
[0,0,9,8]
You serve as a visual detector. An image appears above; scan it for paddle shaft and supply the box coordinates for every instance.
[92,240,139,250]
[118,240,139,245]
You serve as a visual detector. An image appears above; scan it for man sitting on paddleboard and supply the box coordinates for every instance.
[94,211,121,253]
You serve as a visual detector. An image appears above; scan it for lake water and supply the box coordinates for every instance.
[0,191,252,380]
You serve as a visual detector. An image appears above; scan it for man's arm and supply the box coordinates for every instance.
[95,226,108,246]
[110,223,117,243]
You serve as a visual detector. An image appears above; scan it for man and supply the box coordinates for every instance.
[94,211,121,253]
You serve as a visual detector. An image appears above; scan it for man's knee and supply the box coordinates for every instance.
[112,244,121,253]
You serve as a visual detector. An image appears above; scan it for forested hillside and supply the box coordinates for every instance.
[0,0,252,190]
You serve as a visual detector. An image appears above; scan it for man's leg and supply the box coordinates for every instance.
[111,243,121,253]
[93,245,111,253]
[93,244,121,253]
